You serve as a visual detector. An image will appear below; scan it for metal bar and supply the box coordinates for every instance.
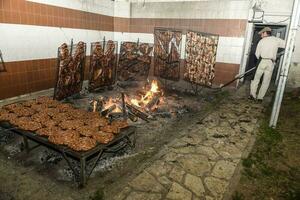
[53,47,61,100]
[220,66,257,88]
[0,126,19,133]
[23,136,29,153]
[70,38,74,55]
[124,136,134,149]
[79,158,86,187]
[0,122,136,188]
[87,149,104,179]
[0,122,136,160]
[121,93,127,120]
[28,144,41,152]
[61,149,78,182]
[0,50,7,72]
[270,0,300,127]
[275,56,284,85]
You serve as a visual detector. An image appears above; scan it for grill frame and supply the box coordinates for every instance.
[0,121,136,187]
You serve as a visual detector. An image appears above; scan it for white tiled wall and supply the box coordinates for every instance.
[261,0,294,16]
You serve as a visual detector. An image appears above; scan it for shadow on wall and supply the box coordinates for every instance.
[287,63,300,88]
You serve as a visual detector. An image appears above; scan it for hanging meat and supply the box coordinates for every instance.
[54,42,86,100]
[118,42,153,81]
[184,31,219,86]
[153,29,182,81]
[88,40,117,91]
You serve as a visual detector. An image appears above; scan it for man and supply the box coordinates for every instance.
[249,27,285,102]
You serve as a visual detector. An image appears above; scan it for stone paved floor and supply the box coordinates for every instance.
[112,97,263,200]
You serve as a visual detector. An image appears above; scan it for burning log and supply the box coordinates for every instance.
[145,94,160,111]
[101,104,116,116]
[108,112,124,121]
[121,93,127,119]
[125,103,150,122]
[128,111,138,122]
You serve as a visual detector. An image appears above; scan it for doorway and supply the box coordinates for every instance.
[245,24,287,81]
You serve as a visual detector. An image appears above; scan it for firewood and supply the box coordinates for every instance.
[145,94,160,111]
[128,111,138,122]
[125,103,150,122]
[101,104,116,116]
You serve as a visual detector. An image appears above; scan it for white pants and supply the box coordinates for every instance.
[250,59,274,100]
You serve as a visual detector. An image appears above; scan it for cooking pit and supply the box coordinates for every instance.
[0,76,223,188]
[0,30,229,198]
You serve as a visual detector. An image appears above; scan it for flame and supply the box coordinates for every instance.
[99,80,163,115]
[129,80,162,110]
[150,80,159,93]
[103,98,121,113]
[131,99,141,107]
[103,98,114,109]
[114,106,122,113]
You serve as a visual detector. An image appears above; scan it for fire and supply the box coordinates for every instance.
[130,99,141,107]
[103,98,121,113]
[103,98,114,110]
[150,80,159,93]
[129,80,162,110]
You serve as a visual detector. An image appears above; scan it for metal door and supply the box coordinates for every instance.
[245,24,287,82]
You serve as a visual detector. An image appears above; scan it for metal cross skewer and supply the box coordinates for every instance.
[0,50,7,72]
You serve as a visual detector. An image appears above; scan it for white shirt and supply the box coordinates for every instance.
[255,36,285,60]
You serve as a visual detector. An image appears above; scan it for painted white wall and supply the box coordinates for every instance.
[292,29,300,63]
[287,28,300,88]
[0,23,114,62]
[27,0,131,18]
[130,0,250,19]
[0,23,243,65]
[114,1,131,18]
[130,0,249,2]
